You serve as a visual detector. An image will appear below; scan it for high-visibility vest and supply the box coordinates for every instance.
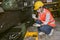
[38,8,56,27]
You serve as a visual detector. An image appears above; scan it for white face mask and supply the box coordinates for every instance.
[37,8,41,12]
[37,7,43,13]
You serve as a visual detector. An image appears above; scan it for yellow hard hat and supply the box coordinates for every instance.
[34,1,44,10]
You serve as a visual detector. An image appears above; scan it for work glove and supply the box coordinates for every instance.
[32,14,37,19]
[33,23,41,27]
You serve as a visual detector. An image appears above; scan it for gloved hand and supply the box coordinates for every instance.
[33,23,41,27]
[32,14,37,20]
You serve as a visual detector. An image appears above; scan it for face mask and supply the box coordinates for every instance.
[37,8,43,13]
[37,8,41,12]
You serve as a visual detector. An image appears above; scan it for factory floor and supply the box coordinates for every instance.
[51,18,60,40]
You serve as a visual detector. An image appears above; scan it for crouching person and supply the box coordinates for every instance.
[32,1,56,39]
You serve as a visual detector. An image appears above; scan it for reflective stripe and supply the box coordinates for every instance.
[50,21,55,24]
[43,13,50,25]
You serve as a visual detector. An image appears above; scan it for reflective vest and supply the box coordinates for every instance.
[38,8,56,27]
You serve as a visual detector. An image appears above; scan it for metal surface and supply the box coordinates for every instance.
[0,0,36,40]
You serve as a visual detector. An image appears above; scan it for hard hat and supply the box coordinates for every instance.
[34,1,44,10]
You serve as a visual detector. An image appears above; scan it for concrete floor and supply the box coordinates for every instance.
[51,18,60,40]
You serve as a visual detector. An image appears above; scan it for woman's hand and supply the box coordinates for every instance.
[32,14,37,19]
[33,23,41,27]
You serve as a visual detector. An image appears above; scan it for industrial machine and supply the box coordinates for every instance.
[0,0,35,40]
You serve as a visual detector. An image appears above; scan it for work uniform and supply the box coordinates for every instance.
[36,8,56,35]
[33,1,56,35]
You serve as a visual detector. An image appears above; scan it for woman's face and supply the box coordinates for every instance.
[37,7,42,12]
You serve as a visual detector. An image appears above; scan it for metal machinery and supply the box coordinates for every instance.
[0,0,36,40]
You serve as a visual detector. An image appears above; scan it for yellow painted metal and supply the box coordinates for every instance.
[24,31,38,40]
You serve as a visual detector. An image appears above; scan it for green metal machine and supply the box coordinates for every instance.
[0,0,36,40]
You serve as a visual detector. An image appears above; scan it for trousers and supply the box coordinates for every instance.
[36,20,53,35]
